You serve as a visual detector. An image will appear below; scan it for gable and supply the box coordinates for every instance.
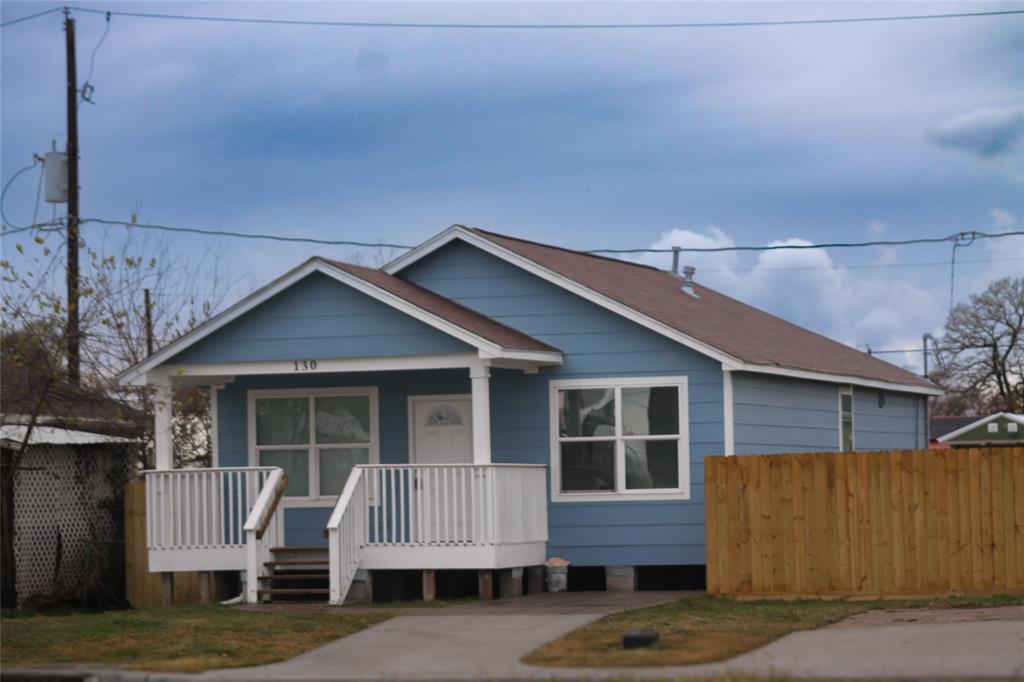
[943,414,1024,444]
[167,272,474,365]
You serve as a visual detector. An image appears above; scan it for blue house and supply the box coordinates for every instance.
[120,225,941,603]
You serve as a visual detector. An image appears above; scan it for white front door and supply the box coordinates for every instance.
[410,396,473,464]
[410,396,474,543]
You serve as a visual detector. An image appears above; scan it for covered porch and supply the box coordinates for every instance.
[133,351,555,604]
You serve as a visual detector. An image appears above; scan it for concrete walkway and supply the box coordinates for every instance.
[201,597,1024,681]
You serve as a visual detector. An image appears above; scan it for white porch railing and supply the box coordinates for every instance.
[144,467,286,604]
[243,468,288,603]
[327,464,547,604]
[326,467,368,604]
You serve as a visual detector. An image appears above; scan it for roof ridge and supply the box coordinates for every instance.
[463,225,668,274]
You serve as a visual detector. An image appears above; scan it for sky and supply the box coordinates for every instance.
[2,1,1022,373]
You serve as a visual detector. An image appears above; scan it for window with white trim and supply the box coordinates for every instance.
[250,388,378,499]
[839,386,854,451]
[550,377,689,502]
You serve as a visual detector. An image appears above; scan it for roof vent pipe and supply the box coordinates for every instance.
[671,246,682,276]
[681,265,699,298]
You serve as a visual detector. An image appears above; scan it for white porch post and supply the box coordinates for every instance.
[154,382,174,469]
[469,361,492,464]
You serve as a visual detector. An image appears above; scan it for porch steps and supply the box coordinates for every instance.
[257,546,330,603]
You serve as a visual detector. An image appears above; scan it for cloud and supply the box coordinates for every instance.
[989,207,1018,228]
[929,105,1024,158]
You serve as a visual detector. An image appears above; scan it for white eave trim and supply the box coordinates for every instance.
[937,412,1024,442]
[117,257,561,386]
[735,363,944,396]
[385,227,942,396]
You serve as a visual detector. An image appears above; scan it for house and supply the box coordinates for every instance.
[933,413,1024,449]
[117,225,941,604]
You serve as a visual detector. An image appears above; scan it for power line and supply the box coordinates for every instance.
[589,231,1024,254]
[868,344,1006,355]
[0,6,63,28]
[698,256,1024,273]
[81,217,417,250]
[20,6,1017,30]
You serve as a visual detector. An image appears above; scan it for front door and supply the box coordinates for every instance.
[410,396,473,542]
[410,396,473,464]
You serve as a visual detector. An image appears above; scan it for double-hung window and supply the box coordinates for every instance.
[249,388,378,500]
[839,386,854,451]
[550,377,689,502]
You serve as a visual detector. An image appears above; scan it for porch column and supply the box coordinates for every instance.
[469,362,491,464]
[154,382,174,469]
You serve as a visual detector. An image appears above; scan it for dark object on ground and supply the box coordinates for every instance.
[623,628,660,649]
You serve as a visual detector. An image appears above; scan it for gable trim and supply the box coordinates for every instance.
[118,257,561,386]
[937,412,1024,442]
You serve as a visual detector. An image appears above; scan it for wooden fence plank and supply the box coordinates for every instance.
[704,448,1023,598]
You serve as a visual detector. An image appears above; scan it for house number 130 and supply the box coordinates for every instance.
[293,359,318,371]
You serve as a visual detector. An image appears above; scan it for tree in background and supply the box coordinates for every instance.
[932,276,1023,415]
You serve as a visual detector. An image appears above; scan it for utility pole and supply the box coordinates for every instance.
[144,289,154,357]
[64,9,81,385]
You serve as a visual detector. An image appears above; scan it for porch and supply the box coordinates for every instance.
[144,462,548,604]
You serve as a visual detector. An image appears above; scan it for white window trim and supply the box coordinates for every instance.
[549,376,690,503]
[839,386,854,451]
[406,394,473,464]
[247,386,379,507]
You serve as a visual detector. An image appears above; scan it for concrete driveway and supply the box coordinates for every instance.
[201,597,1024,681]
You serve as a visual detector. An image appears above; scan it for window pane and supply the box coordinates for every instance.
[841,417,854,451]
[622,386,679,436]
[841,393,852,414]
[259,448,310,496]
[625,439,679,489]
[315,396,371,444]
[256,398,309,445]
[319,448,369,496]
[558,388,615,438]
[560,441,615,492]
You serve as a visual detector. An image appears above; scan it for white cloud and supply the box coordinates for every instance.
[989,207,1018,228]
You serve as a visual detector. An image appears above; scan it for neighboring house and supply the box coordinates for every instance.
[1,377,140,608]
[118,225,941,603]
[933,413,1024,449]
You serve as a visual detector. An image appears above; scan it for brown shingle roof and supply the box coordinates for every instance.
[321,258,559,354]
[466,228,936,390]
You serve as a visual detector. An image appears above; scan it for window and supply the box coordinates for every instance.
[987,422,1000,433]
[250,388,378,500]
[839,387,854,451]
[1008,422,1019,434]
[550,377,689,502]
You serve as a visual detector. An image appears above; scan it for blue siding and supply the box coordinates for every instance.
[217,369,471,546]
[402,241,722,566]
[853,389,927,450]
[733,372,928,454]
[170,272,473,364]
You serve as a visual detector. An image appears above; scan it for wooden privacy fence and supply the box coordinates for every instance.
[124,479,201,608]
[705,447,1024,598]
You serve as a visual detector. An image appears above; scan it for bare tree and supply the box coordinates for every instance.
[932,276,1024,415]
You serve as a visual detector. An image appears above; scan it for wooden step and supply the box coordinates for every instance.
[259,573,329,581]
[269,546,327,553]
[264,559,329,567]
[258,587,329,597]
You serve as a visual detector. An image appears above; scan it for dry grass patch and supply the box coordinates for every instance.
[523,592,1024,668]
[1,605,388,673]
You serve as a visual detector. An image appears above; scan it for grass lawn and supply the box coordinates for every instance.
[1,605,389,673]
[523,592,1024,668]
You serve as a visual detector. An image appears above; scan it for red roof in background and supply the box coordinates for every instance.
[465,228,937,390]
[322,259,559,354]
